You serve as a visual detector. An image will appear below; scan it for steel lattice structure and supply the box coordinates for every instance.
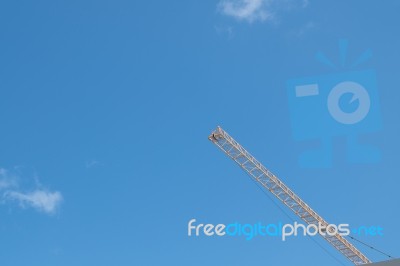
[208,126,371,265]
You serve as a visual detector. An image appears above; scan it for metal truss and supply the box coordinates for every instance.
[208,126,371,265]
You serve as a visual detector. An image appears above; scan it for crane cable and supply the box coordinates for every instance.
[348,235,395,260]
[240,167,396,264]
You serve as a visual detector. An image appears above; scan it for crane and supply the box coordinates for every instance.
[208,126,371,265]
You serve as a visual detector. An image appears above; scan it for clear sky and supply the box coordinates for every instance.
[0,1,399,265]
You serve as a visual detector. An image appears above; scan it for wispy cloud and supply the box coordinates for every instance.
[0,168,18,189]
[218,0,272,23]
[85,159,100,169]
[0,167,63,215]
[5,190,62,214]
[215,25,235,39]
[218,0,309,23]
[291,21,317,37]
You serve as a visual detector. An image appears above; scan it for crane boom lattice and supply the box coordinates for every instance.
[208,126,371,265]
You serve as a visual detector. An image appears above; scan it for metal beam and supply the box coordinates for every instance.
[209,126,371,265]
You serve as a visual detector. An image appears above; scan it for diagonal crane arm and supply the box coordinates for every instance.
[208,126,371,265]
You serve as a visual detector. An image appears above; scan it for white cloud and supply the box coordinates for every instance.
[0,168,18,190]
[85,159,100,169]
[0,167,63,215]
[218,0,272,23]
[218,0,309,23]
[5,190,63,214]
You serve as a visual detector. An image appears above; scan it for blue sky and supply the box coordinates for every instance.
[0,0,399,265]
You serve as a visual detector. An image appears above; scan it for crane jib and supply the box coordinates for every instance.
[208,126,371,265]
